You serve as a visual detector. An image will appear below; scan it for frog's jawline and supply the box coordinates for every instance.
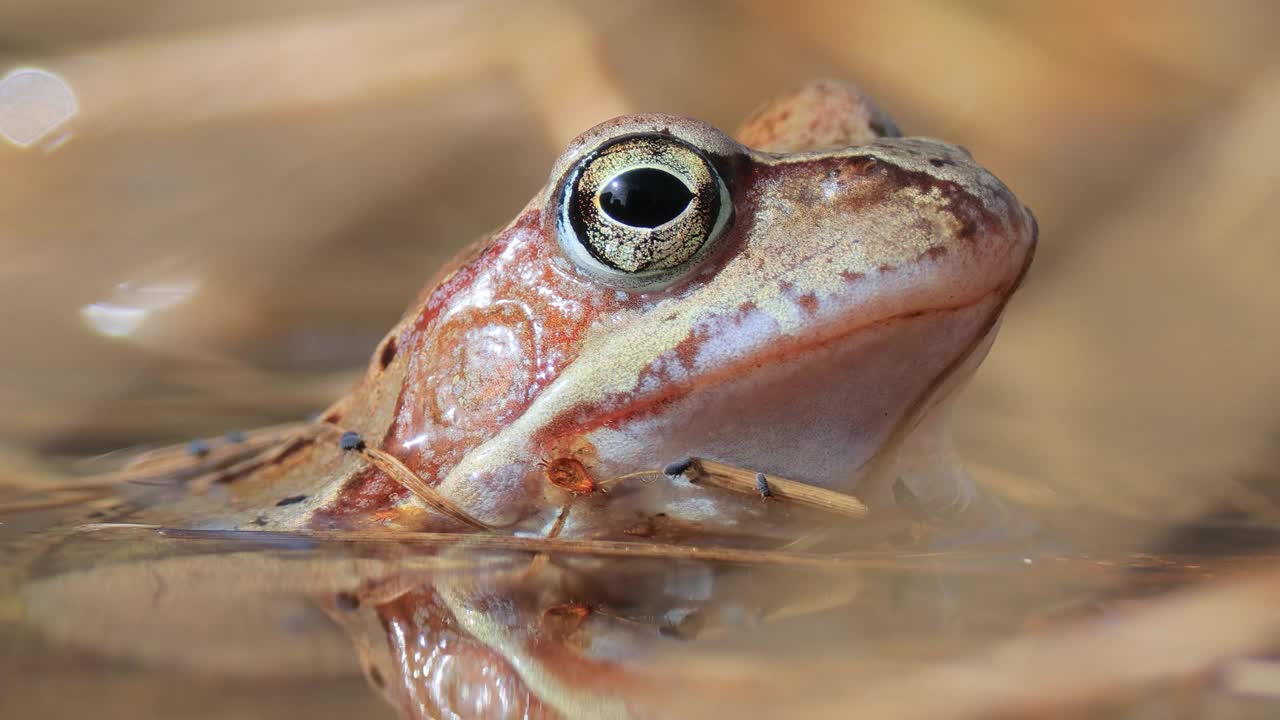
[539,284,1013,446]
[858,214,1036,467]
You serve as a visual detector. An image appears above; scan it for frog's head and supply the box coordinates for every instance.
[312,81,1036,532]
[493,81,1036,522]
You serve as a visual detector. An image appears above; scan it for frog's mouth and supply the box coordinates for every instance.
[553,287,1005,475]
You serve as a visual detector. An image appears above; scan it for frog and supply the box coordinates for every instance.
[7,78,1039,720]
[97,78,1036,546]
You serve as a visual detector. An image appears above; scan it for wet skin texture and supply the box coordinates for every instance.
[139,80,1036,542]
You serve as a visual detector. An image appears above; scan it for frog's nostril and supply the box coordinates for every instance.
[377,335,398,371]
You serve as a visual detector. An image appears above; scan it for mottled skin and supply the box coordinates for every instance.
[133,80,1035,547]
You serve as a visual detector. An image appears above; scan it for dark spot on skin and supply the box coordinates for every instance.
[959,220,978,239]
[339,431,366,452]
[273,437,311,463]
[672,328,705,370]
[87,510,105,520]
[253,515,269,526]
[839,270,865,283]
[368,666,385,689]
[846,156,878,174]
[187,440,211,458]
[796,293,819,314]
[923,246,948,260]
[210,437,309,489]
[878,264,895,274]
[321,409,342,424]
[377,335,398,370]
[334,591,360,611]
[929,157,953,168]
[275,494,307,507]
[309,467,400,528]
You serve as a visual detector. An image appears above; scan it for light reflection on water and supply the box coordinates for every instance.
[80,280,201,339]
[0,68,78,149]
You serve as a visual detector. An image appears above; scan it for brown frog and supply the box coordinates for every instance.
[101,79,1036,547]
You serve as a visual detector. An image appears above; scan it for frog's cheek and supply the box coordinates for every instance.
[579,294,1007,502]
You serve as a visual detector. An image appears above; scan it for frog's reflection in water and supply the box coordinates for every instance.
[22,533,1009,719]
[324,550,882,719]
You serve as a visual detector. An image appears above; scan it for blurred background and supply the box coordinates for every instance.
[2,0,1279,536]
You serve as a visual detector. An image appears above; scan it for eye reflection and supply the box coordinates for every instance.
[599,168,694,229]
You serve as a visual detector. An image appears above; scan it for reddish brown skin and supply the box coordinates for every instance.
[376,590,561,719]
[317,209,627,524]
[736,79,898,152]
[317,144,1010,526]
[300,82,1031,536]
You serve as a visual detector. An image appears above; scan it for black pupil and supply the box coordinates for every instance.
[598,168,693,228]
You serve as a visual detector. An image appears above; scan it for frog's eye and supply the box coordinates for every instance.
[557,134,730,289]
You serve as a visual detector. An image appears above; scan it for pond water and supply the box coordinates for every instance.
[4,499,1278,719]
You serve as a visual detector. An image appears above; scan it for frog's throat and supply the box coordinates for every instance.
[852,292,1011,519]
[854,210,1036,518]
